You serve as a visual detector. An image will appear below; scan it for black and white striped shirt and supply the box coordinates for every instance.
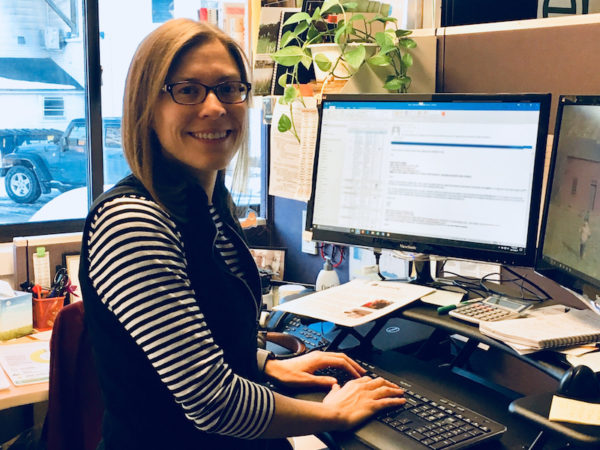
[209,205,246,280]
[86,195,274,439]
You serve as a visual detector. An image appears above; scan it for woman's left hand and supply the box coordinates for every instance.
[264,351,366,389]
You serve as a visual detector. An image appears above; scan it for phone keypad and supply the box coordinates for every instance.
[283,317,330,350]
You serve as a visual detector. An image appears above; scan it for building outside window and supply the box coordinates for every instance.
[0,0,263,239]
[43,96,65,118]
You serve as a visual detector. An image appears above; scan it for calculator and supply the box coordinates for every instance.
[449,295,531,325]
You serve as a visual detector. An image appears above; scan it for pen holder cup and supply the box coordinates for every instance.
[33,296,65,331]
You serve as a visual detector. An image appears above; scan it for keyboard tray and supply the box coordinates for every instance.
[313,361,506,449]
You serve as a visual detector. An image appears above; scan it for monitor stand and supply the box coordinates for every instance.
[409,258,435,286]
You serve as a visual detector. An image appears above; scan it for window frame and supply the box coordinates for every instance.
[0,0,268,243]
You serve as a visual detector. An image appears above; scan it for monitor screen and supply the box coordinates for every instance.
[536,95,600,298]
[306,93,551,267]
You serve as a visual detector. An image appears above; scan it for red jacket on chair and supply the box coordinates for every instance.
[43,301,103,450]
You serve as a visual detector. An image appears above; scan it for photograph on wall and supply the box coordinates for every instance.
[249,247,286,281]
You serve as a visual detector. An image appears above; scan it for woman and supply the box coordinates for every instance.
[79,18,405,449]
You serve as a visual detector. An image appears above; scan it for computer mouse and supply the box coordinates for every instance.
[558,365,600,401]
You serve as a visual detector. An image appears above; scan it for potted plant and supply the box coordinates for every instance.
[270,0,417,142]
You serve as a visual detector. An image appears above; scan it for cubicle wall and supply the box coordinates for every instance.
[437,13,600,132]
[13,233,82,292]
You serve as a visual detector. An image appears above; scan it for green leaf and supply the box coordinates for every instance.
[334,24,350,43]
[300,49,313,70]
[375,31,393,48]
[321,0,339,14]
[347,13,365,23]
[383,78,403,91]
[277,73,289,89]
[283,12,311,26]
[314,53,332,72]
[283,85,299,103]
[279,31,296,48]
[344,44,366,69]
[311,7,322,21]
[402,53,413,67]
[368,54,391,67]
[293,21,309,36]
[399,37,417,48]
[271,46,305,66]
[384,76,411,92]
[342,2,358,10]
[278,114,292,133]
[395,29,412,37]
[307,24,322,42]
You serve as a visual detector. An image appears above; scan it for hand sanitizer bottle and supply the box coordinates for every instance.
[315,257,340,291]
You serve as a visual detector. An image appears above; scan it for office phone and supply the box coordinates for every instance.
[265,310,330,352]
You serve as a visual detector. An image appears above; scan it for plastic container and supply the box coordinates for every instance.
[315,257,340,291]
[33,296,65,331]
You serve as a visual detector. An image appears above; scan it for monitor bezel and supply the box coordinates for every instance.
[535,95,600,297]
[306,92,551,267]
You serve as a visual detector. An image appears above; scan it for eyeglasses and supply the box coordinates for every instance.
[162,80,251,105]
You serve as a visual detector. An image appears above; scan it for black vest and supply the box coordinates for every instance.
[79,175,269,449]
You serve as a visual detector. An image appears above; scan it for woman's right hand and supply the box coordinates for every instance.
[322,375,406,430]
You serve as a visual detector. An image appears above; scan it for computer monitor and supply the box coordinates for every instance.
[536,95,600,301]
[306,93,551,281]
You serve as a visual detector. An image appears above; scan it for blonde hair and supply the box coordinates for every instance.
[122,19,250,211]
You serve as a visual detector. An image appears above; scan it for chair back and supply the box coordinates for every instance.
[43,301,103,450]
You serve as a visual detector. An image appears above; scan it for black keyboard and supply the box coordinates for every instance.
[315,362,506,449]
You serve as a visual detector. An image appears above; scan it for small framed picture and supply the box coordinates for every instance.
[62,253,82,302]
[249,247,286,281]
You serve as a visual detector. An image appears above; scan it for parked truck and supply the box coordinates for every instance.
[1,118,130,203]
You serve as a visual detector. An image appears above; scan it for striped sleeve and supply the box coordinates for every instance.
[86,195,275,439]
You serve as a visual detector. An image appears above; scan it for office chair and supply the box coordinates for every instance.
[42,301,103,450]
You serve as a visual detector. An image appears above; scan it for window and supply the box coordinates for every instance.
[44,97,65,118]
[0,0,87,236]
[0,0,265,242]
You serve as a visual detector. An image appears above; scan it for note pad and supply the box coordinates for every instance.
[479,308,600,350]
[549,395,600,426]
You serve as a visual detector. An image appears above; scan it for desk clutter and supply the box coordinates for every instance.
[479,307,600,353]
[0,265,77,341]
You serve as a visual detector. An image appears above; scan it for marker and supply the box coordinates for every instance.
[437,304,458,314]
[437,298,480,315]
[32,284,43,299]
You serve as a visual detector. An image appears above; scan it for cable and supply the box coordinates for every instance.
[319,243,345,268]
[373,249,385,280]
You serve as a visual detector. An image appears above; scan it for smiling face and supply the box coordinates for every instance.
[152,38,247,196]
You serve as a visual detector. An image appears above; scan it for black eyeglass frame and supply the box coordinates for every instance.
[162,80,252,105]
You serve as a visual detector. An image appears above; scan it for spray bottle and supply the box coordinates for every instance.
[315,256,340,291]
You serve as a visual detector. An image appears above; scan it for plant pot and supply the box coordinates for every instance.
[308,43,378,82]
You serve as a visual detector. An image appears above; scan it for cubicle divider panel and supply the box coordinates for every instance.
[439,14,600,133]
[12,233,82,292]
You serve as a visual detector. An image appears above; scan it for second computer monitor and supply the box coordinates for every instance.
[536,95,600,299]
[306,93,551,267]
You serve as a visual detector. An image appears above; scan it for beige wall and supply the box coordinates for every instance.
[438,13,600,133]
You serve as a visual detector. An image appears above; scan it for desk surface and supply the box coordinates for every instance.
[399,302,568,380]
[0,335,49,411]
